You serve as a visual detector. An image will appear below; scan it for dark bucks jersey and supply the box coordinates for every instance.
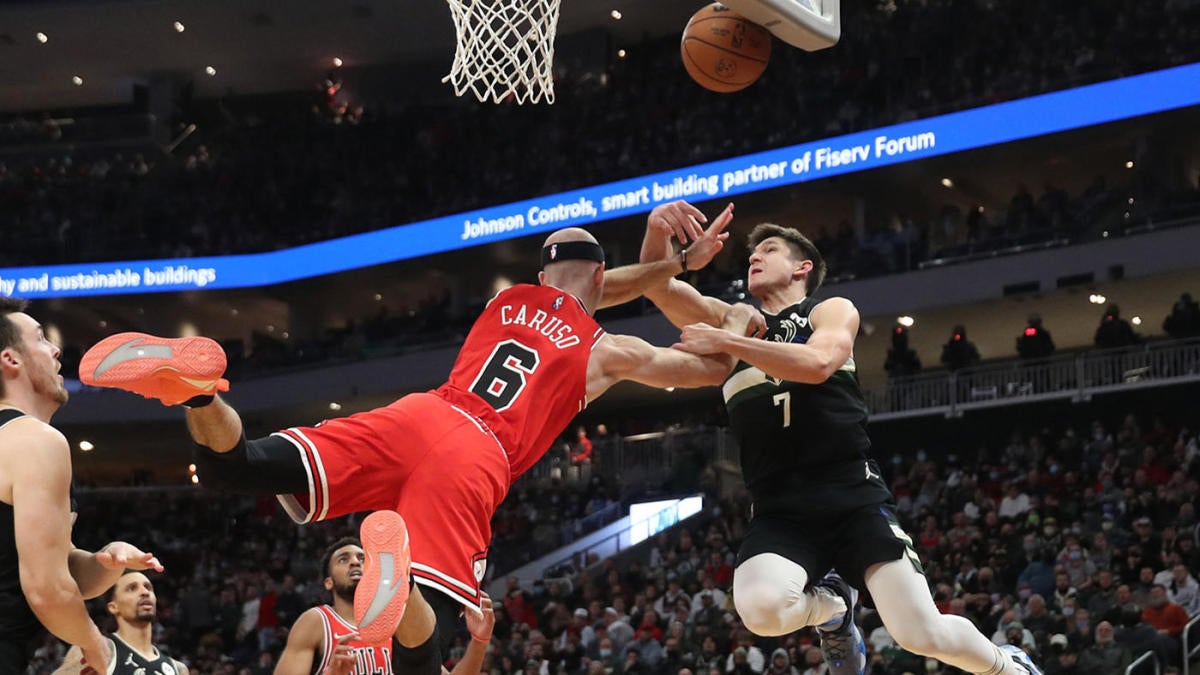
[723,298,889,516]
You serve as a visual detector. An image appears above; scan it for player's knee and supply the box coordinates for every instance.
[734,578,790,636]
[888,619,946,657]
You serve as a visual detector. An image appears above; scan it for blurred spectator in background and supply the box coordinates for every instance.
[1078,621,1131,675]
[1094,305,1139,350]
[884,325,922,377]
[1163,564,1200,616]
[571,426,594,465]
[941,324,981,371]
[1141,585,1189,638]
[1162,293,1200,339]
[1017,314,1056,360]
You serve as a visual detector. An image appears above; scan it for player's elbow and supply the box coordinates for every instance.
[23,576,79,617]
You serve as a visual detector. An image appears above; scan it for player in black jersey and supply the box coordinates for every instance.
[0,297,161,675]
[55,572,188,675]
[637,203,1042,675]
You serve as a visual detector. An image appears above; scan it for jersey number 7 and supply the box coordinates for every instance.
[470,339,540,411]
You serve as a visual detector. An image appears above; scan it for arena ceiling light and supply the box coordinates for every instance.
[1125,160,1134,169]
[35,32,48,43]
[611,9,623,19]
[1132,316,1142,326]
[897,315,915,327]
[617,49,627,59]
[78,441,94,452]
[332,57,343,67]
[329,402,343,411]
[71,75,83,86]
[1089,294,1107,304]
[205,66,217,76]
[173,20,186,33]
[940,178,953,188]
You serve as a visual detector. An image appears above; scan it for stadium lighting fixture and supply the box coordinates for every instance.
[78,441,94,451]
[897,315,914,327]
[35,32,48,43]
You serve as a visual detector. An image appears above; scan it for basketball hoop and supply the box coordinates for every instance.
[720,0,841,51]
[443,0,561,104]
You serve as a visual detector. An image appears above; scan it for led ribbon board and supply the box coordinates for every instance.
[4,62,1199,299]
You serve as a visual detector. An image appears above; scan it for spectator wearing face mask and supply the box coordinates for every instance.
[990,611,1036,650]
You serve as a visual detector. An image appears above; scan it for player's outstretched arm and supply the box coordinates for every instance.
[587,333,735,401]
[598,202,733,310]
[274,609,325,675]
[69,541,163,600]
[637,201,737,328]
[675,297,858,384]
[7,420,109,670]
[448,593,496,675]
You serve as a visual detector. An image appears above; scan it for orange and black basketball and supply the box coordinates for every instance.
[681,3,771,93]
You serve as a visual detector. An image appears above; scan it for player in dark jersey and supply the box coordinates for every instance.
[80,213,755,659]
[637,210,1042,675]
[0,297,161,675]
[275,527,493,675]
[54,571,188,675]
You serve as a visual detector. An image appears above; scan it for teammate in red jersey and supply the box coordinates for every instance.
[80,203,758,661]
[275,524,493,675]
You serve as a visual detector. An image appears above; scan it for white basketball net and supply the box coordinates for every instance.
[443,0,561,105]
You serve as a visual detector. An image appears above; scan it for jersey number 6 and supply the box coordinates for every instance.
[470,339,541,411]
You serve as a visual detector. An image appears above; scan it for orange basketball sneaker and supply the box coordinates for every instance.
[355,510,412,645]
[79,332,230,406]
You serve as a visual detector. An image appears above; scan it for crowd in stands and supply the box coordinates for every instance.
[2,1,1199,272]
[25,400,1200,675]
[881,292,1200,382]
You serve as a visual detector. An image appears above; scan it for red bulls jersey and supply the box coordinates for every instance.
[438,284,605,479]
[313,605,392,675]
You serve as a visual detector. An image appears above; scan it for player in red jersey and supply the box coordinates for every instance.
[276,524,493,675]
[80,203,759,660]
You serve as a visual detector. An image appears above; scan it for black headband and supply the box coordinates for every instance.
[541,241,605,268]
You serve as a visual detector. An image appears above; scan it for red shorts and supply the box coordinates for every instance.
[272,392,512,608]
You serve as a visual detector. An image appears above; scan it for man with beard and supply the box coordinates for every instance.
[276,528,493,675]
[0,297,161,674]
[54,572,187,675]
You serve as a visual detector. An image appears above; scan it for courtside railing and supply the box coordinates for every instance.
[1184,614,1200,675]
[1125,649,1160,675]
[867,337,1200,421]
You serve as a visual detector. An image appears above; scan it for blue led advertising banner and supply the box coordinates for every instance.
[3,62,1199,299]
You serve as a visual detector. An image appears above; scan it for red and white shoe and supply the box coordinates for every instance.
[79,332,229,406]
[354,510,412,645]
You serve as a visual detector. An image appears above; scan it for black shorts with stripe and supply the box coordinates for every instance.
[736,501,923,607]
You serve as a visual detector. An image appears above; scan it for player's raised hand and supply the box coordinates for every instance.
[323,633,358,675]
[467,593,496,643]
[648,200,708,244]
[95,541,164,573]
[680,203,734,271]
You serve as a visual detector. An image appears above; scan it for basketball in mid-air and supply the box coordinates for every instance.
[680,3,771,93]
